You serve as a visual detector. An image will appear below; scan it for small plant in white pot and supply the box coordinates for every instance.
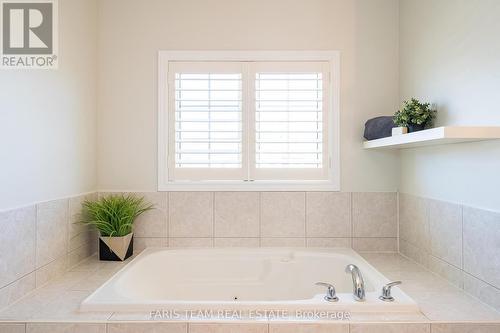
[393,98,436,133]
[81,195,153,261]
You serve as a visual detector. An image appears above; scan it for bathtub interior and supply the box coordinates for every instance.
[81,247,419,312]
[116,249,376,301]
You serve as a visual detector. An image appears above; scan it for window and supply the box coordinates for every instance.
[250,62,329,181]
[168,62,246,180]
[158,52,339,190]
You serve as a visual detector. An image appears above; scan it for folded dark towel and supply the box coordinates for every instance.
[363,116,395,140]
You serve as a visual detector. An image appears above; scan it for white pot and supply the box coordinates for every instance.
[392,127,408,136]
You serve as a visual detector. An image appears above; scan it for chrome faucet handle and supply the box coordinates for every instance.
[315,282,339,302]
[379,281,402,302]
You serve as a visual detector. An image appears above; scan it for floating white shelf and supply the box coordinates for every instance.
[363,126,500,149]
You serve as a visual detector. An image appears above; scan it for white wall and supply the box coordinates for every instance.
[399,0,500,211]
[97,0,400,192]
[0,0,98,210]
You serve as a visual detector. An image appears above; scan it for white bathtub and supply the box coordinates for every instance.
[81,248,418,313]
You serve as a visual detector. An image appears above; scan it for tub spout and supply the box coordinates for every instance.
[345,264,365,301]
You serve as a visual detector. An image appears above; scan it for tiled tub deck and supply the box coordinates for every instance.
[0,252,499,333]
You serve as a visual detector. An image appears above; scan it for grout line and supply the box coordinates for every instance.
[461,204,464,271]
[396,191,400,253]
[106,312,114,321]
[303,191,307,238]
[66,198,71,256]
[0,190,97,214]
[350,192,353,247]
[165,192,169,239]
[0,269,35,291]
[212,191,215,239]
[258,192,262,247]
[34,203,39,280]
[167,192,171,246]
[463,270,500,292]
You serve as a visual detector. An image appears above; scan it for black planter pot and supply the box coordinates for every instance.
[408,124,425,133]
[99,233,133,261]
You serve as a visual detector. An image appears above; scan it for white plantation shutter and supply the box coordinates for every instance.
[250,62,329,180]
[168,62,247,180]
[166,60,330,182]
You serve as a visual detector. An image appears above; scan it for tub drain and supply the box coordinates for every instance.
[233,296,238,300]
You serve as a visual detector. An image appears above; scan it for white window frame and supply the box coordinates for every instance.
[158,51,340,191]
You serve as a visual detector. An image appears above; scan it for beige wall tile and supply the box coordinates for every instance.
[359,252,425,273]
[169,192,213,237]
[169,237,213,248]
[133,208,168,238]
[67,243,94,269]
[214,238,260,247]
[306,237,351,248]
[261,192,305,237]
[306,192,351,237]
[36,199,69,268]
[0,272,35,309]
[27,323,105,333]
[215,192,260,237]
[464,272,500,312]
[431,323,500,333]
[0,206,36,287]
[269,323,348,333]
[134,237,167,253]
[427,255,463,289]
[190,323,267,333]
[261,238,305,247]
[463,206,500,288]
[353,192,397,237]
[353,237,397,252]
[400,239,429,268]
[350,323,430,333]
[133,192,168,237]
[399,193,429,251]
[68,229,93,252]
[428,199,462,268]
[108,323,187,333]
[89,230,99,254]
[35,255,67,287]
[68,193,96,252]
[0,324,25,333]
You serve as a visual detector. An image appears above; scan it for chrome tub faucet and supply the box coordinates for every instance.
[345,264,365,301]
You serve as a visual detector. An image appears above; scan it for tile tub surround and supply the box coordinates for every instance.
[1,323,500,333]
[1,254,500,332]
[100,191,398,253]
[0,193,98,310]
[398,193,500,312]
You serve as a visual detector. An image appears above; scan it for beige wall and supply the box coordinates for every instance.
[399,0,500,211]
[97,0,400,192]
[0,0,98,210]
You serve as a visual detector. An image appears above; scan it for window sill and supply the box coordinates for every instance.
[158,180,340,192]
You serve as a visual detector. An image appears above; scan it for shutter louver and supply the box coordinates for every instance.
[174,73,243,168]
[255,72,324,169]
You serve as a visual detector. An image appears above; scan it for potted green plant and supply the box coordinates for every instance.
[393,98,436,133]
[81,194,153,261]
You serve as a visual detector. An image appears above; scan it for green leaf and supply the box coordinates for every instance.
[79,194,154,237]
[394,98,436,128]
